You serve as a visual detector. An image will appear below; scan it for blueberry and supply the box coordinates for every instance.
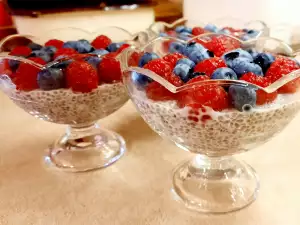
[63,41,93,53]
[204,23,219,33]
[246,49,259,58]
[173,64,191,82]
[51,56,72,69]
[62,41,77,49]
[183,42,205,57]
[175,25,192,34]
[41,46,57,56]
[176,58,195,68]
[78,39,90,45]
[159,32,168,37]
[106,42,122,52]
[132,72,152,86]
[138,52,159,67]
[230,58,263,77]
[92,49,109,56]
[189,49,211,64]
[169,42,186,54]
[189,71,206,79]
[211,68,238,80]
[85,56,102,69]
[8,58,22,71]
[241,34,251,41]
[229,85,257,112]
[218,28,231,35]
[253,53,275,73]
[37,68,65,90]
[178,32,192,41]
[222,48,253,67]
[30,50,51,62]
[28,42,43,51]
[247,29,259,38]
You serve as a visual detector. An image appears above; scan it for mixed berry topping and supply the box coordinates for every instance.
[159,23,260,42]
[133,38,300,113]
[1,35,129,92]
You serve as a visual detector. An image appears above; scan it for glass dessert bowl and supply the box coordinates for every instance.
[0,27,145,172]
[121,33,300,213]
[148,17,269,42]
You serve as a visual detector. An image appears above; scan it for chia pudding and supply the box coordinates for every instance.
[132,90,300,156]
[8,82,128,124]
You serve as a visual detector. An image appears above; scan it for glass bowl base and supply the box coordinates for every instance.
[172,155,259,214]
[45,123,126,172]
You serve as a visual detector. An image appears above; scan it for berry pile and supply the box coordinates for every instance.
[160,23,260,41]
[2,35,129,92]
[133,40,300,112]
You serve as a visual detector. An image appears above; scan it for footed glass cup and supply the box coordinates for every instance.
[0,27,145,172]
[121,34,300,213]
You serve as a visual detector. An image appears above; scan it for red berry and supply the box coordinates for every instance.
[166,30,177,37]
[192,27,206,36]
[194,57,226,76]
[146,73,183,101]
[128,52,142,67]
[98,57,122,83]
[66,61,98,93]
[201,35,240,57]
[117,43,130,53]
[177,75,229,111]
[45,39,64,49]
[143,58,172,78]
[240,72,277,105]
[91,35,112,49]
[0,59,12,77]
[53,48,77,59]
[9,46,31,57]
[162,52,185,68]
[103,52,118,59]
[265,57,300,93]
[14,57,46,91]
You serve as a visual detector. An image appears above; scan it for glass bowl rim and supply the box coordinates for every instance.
[122,33,300,94]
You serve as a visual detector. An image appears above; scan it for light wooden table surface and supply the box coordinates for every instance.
[1,90,300,225]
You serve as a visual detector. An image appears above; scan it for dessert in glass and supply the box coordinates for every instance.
[121,33,300,213]
[0,27,145,172]
[148,17,269,41]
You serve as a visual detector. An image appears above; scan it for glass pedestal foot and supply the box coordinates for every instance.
[45,123,126,172]
[172,155,260,213]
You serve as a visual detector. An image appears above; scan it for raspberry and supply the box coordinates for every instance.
[146,73,183,101]
[240,72,277,105]
[166,30,177,37]
[14,57,46,91]
[9,46,31,57]
[201,35,240,57]
[103,52,118,59]
[91,35,112,49]
[162,52,185,68]
[128,52,142,67]
[265,57,300,93]
[177,75,229,111]
[53,48,77,59]
[117,43,130,53]
[66,61,98,93]
[192,27,206,36]
[45,39,64,49]
[143,59,172,78]
[0,59,12,78]
[98,57,122,83]
[194,57,226,76]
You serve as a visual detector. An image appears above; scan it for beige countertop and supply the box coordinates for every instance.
[1,90,300,225]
